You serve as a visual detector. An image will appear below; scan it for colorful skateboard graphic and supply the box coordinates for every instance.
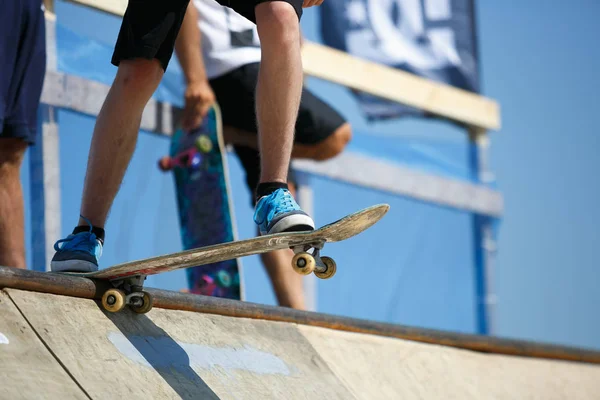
[158,103,243,300]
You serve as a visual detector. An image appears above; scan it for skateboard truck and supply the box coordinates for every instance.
[290,241,337,279]
[101,275,154,314]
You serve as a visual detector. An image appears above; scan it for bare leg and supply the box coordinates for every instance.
[78,59,164,228]
[0,138,28,268]
[261,247,306,309]
[223,122,352,161]
[255,2,302,184]
[259,183,306,309]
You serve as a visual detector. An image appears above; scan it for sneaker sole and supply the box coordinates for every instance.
[268,213,315,235]
[51,259,98,273]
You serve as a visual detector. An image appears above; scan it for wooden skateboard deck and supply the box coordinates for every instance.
[58,204,389,314]
[158,103,244,301]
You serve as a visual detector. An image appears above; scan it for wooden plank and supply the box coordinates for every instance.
[8,289,355,399]
[0,291,87,399]
[40,70,176,136]
[302,42,501,130]
[298,325,600,400]
[44,12,57,70]
[30,13,61,272]
[64,0,500,130]
[293,151,504,217]
[2,266,600,365]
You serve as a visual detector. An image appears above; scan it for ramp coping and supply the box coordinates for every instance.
[1,265,599,365]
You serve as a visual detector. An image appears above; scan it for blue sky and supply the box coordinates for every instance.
[18,0,600,351]
[476,1,600,349]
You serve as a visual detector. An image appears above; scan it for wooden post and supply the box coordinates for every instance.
[468,127,498,335]
[30,11,60,271]
[43,0,54,13]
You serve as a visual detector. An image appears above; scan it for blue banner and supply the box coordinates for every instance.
[320,0,480,121]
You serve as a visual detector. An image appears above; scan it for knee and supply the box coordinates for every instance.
[333,123,352,153]
[0,139,27,175]
[255,2,300,48]
[314,122,352,161]
[114,59,163,92]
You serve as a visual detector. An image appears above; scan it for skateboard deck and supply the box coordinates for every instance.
[158,103,244,301]
[58,204,389,314]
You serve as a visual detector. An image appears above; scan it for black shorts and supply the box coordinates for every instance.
[111,0,303,71]
[215,0,303,24]
[111,0,190,71]
[209,63,347,204]
[0,0,46,145]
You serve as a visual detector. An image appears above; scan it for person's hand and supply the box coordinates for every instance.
[303,0,324,8]
[182,80,216,132]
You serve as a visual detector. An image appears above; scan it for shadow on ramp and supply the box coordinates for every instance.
[99,307,219,400]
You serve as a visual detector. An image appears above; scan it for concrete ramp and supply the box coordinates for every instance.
[1,267,600,399]
[4,289,353,400]
[0,291,86,399]
[300,325,599,399]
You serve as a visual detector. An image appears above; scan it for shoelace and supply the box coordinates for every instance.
[254,189,298,225]
[272,189,296,215]
[53,231,98,253]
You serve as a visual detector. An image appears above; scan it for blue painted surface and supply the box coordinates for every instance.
[108,332,291,376]
[17,0,600,351]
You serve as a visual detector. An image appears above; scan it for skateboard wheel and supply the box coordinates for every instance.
[196,135,213,153]
[314,256,337,279]
[131,292,153,314]
[102,289,126,313]
[292,252,315,275]
[158,156,172,171]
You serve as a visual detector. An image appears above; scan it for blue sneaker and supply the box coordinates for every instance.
[51,221,103,273]
[253,188,315,235]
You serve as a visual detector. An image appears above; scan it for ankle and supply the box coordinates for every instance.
[256,182,289,202]
[72,225,105,244]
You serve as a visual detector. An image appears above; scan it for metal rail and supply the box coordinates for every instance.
[1,266,599,365]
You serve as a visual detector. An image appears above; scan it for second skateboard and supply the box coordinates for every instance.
[158,103,244,300]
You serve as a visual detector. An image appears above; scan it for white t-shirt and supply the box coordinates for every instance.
[192,0,262,79]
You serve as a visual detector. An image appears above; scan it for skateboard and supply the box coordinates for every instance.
[158,103,244,300]
[58,204,389,314]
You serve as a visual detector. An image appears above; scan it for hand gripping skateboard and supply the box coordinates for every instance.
[158,103,243,300]
[57,204,389,314]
